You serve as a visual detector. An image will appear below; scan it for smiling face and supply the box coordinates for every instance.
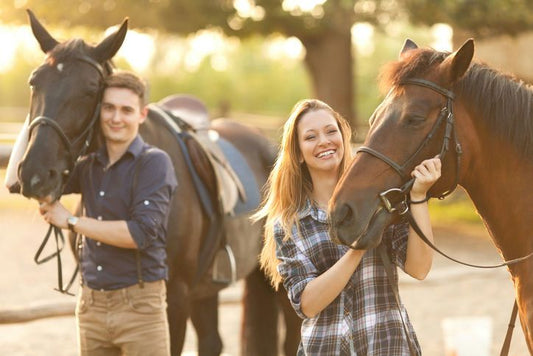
[297,109,344,178]
[100,86,147,147]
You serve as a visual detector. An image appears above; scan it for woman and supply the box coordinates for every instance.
[254,99,440,355]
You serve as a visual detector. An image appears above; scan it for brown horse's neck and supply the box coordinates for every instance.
[461,136,533,263]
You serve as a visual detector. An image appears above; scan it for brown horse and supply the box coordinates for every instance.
[16,10,300,356]
[329,38,533,352]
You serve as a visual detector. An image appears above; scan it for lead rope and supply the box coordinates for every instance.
[377,244,419,356]
[500,301,518,356]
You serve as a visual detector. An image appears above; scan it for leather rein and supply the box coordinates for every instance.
[357,78,531,356]
[358,78,533,269]
[30,54,107,295]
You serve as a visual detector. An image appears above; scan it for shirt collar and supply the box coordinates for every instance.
[95,135,144,166]
[298,198,329,223]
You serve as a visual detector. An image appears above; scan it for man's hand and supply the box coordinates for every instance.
[39,201,71,229]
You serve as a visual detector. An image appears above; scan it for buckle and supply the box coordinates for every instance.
[379,188,409,215]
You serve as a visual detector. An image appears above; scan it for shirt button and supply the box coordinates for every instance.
[97,216,102,221]
[96,242,101,247]
[144,200,150,206]
[97,265,103,271]
[99,191,105,197]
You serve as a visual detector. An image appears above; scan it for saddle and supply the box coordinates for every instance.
[156,94,247,215]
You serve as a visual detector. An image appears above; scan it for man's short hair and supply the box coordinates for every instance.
[104,71,147,107]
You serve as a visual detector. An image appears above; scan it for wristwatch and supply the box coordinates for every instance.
[67,216,79,232]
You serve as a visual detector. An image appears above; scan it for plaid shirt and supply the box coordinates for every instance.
[275,200,421,355]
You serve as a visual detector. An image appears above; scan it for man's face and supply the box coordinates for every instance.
[99,87,147,145]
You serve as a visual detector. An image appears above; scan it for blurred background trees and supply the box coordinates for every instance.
[1,0,533,136]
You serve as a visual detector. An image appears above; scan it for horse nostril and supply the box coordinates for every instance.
[336,203,354,226]
[48,169,58,180]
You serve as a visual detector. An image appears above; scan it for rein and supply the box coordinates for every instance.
[359,78,533,356]
[359,78,533,268]
[30,54,107,295]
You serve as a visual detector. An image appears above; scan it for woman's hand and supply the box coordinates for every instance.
[410,157,442,201]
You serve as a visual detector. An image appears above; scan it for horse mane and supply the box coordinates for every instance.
[48,39,90,62]
[379,47,533,158]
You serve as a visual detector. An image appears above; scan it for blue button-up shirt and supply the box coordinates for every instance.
[65,136,177,290]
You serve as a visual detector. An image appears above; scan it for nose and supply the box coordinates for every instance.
[318,133,331,145]
[19,162,61,199]
[329,202,356,244]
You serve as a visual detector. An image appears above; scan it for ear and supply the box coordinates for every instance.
[92,18,128,63]
[27,9,59,53]
[399,39,418,59]
[441,38,474,84]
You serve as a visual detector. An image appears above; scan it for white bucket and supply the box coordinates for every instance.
[441,316,492,356]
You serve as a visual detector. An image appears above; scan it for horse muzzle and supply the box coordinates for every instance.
[18,160,64,201]
[329,200,392,250]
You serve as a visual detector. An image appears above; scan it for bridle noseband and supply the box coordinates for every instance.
[357,78,462,214]
[28,54,107,172]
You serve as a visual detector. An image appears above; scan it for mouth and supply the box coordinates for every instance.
[333,205,391,250]
[316,149,336,159]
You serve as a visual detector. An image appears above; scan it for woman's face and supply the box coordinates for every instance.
[297,109,344,177]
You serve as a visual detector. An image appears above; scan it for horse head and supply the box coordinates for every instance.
[17,10,127,202]
[328,39,475,250]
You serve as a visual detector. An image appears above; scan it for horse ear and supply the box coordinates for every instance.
[442,38,474,83]
[27,9,59,53]
[399,39,418,59]
[92,18,128,63]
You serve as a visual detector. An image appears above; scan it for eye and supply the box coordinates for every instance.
[304,134,316,141]
[405,114,426,125]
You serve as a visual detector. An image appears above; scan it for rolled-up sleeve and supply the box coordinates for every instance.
[127,150,177,250]
[275,224,318,319]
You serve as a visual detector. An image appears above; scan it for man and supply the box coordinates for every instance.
[39,71,177,356]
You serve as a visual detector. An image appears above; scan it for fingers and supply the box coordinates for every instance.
[411,157,441,180]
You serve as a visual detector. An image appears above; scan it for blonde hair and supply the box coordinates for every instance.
[253,99,353,289]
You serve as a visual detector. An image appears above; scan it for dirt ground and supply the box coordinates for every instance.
[0,188,530,355]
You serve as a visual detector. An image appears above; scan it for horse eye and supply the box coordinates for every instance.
[406,114,426,125]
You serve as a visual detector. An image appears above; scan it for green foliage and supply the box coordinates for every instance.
[428,197,483,226]
[401,0,533,38]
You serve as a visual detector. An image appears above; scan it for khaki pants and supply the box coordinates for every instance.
[76,280,170,356]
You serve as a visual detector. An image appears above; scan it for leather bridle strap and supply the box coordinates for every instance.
[378,244,419,355]
[406,210,533,268]
[30,54,108,295]
[500,301,518,356]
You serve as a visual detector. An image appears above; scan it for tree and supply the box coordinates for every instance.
[1,0,404,130]
[400,0,533,39]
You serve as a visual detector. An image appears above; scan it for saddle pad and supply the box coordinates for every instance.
[216,138,261,216]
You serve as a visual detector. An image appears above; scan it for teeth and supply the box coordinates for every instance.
[317,150,334,158]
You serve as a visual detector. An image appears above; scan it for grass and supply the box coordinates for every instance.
[428,189,484,227]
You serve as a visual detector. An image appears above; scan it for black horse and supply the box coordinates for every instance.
[15,10,300,356]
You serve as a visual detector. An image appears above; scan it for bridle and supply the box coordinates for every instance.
[358,78,462,216]
[28,54,107,174]
[28,54,108,295]
[357,77,533,268]
[357,77,531,356]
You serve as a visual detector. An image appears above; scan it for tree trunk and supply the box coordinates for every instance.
[301,29,356,131]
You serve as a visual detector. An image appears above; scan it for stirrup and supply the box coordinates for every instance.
[212,244,237,285]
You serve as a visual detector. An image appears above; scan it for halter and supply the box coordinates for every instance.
[357,78,462,214]
[28,54,106,172]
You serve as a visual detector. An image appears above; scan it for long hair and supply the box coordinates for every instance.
[253,99,353,289]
